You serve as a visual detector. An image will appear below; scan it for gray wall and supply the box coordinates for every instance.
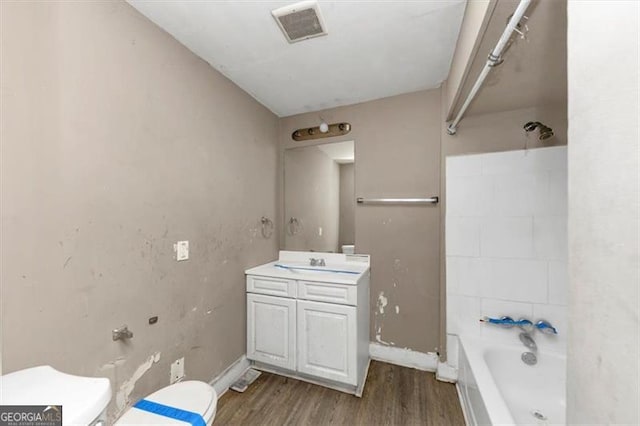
[566,1,639,423]
[284,146,340,253]
[339,163,355,248]
[281,90,442,353]
[0,1,278,421]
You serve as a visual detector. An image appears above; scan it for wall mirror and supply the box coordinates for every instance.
[284,140,355,253]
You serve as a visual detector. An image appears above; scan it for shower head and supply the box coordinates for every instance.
[524,121,554,141]
[524,121,540,132]
[538,128,554,140]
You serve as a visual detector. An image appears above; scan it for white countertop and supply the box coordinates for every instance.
[245,257,370,285]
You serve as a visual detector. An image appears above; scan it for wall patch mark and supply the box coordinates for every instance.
[377,292,388,314]
[115,352,161,418]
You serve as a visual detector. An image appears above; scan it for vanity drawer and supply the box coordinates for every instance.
[247,275,296,298]
[298,281,357,306]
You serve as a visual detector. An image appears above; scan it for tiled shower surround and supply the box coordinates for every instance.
[446,146,568,363]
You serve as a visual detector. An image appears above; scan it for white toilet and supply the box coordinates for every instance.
[116,381,217,426]
[0,365,217,426]
[0,365,112,425]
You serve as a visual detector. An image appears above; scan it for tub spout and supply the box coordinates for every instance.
[519,332,537,352]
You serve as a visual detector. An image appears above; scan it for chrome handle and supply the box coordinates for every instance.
[498,316,516,328]
[535,320,558,334]
[517,318,534,333]
[356,197,439,205]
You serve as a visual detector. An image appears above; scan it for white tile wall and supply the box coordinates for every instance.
[447,294,482,336]
[534,216,568,260]
[493,172,547,217]
[446,334,459,368]
[544,170,568,216]
[447,257,487,297]
[446,217,481,256]
[480,217,534,258]
[446,175,493,217]
[447,153,483,177]
[482,258,548,303]
[548,261,569,305]
[446,147,568,355]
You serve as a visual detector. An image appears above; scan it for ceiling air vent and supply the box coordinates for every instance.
[272,1,328,43]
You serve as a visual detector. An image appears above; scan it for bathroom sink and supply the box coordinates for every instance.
[274,263,361,275]
[245,252,370,285]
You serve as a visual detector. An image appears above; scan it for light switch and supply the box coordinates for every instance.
[318,227,323,236]
[175,241,189,261]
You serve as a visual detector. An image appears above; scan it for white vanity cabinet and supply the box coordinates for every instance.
[296,299,357,385]
[245,251,370,396]
[246,293,296,371]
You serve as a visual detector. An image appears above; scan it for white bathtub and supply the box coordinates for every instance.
[456,336,566,425]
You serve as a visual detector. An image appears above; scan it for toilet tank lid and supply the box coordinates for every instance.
[0,365,111,426]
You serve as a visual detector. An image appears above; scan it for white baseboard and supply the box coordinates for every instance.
[436,361,458,383]
[209,355,251,398]
[211,347,456,398]
[369,342,438,371]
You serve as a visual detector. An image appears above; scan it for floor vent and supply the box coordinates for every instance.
[272,0,328,43]
[230,368,261,393]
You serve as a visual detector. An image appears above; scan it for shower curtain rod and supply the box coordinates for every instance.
[446,0,532,136]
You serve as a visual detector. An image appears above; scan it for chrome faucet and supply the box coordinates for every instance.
[480,316,557,334]
[309,258,326,267]
[519,331,538,365]
[480,315,558,366]
[519,332,537,352]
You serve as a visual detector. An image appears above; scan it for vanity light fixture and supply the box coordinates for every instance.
[292,122,351,141]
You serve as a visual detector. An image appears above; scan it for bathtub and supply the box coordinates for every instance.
[456,336,566,425]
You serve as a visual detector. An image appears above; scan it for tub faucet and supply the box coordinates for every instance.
[519,332,537,352]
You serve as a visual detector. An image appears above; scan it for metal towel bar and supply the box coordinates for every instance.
[356,197,439,205]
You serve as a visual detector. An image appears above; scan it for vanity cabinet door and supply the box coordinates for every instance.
[297,300,357,385]
[247,294,296,371]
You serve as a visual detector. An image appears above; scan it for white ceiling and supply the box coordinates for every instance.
[127,1,467,117]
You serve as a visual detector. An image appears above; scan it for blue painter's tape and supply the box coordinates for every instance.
[133,399,206,426]
[274,263,360,274]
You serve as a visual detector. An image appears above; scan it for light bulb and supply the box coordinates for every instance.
[319,121,329,133]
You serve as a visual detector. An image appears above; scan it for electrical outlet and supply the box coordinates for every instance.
[170,357,185,384]
[174,241,189,261]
